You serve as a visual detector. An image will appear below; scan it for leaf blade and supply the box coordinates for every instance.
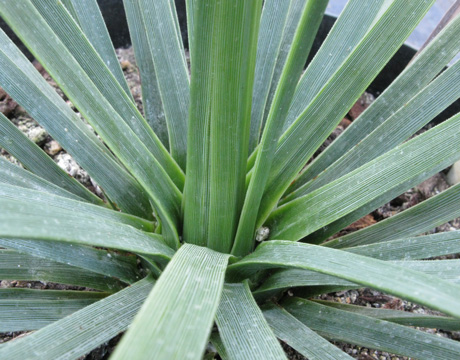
[228,241,460,319]
[183,0,262,253]
[215,282,286,360]
[262,303,353,360]
[248,0,291,152]
[0,238,140,284]
[232,0,327,256]
[0,249,124,292]
[0,277,154,360]
[283,0,385,132]
[0,289,107,332]
[111,244,229,360]
[258,0,436,226]
[326,182,460,248]
[138,0,189,169]
[0,113,103,205]
[123,0,168,147]
[286,13,460,196]
[0,158,85,201]
[267,112,460,241]
[347,231,460,261]
[283,298,460,360]
[287,56,460,200]
[0,1,183,245]
[0,183,154,231]
[314,300,460,331]
[32,0,185,190]
[0,27,152,217]
[0,198,174,261]
[62,0,132,97]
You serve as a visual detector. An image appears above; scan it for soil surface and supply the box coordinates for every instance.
[1,46,459,360]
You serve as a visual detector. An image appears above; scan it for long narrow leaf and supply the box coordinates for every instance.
[0,158,85,202]
[185,0,196,57]
[267,112,460,241]
[257,0,435,226]
[0,289,107,332]
[246,0,328,171]
[123,0,168,147]
[215,282,286,360]
[0,198,174,262]
[254,257,460,299]
[326,182,460,248]
[232,0,327,256]
[283,298,460,360]
[248,0,290,152]
[347,231,460,260]
[0,288,109,300]
[0,183,154,231]
[111,244,229,360]
[0,113,103,205]
[391,259,460,284]
[287,57,460,200]
[0,238,140,284]
[183,0,262,253]
[62,0,132,97]
[32,0,184,190]
[169,0,184,56]
[314,300,460,331]
[210,332,229,360]
[0,277,154,360]
[262,303,353,360]
[303,169,452,243]
[253,268,355,300]
[0,28,152,218]
[282,0,384,132]
[138,0,189,169]
[0,249,124,292]
[287,13,460,195]
[227,241,460,319]
[0,2,183,246]
[261,0,332,141]
[276,0,392,134]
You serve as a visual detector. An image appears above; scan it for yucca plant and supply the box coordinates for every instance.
[1,0,460,358]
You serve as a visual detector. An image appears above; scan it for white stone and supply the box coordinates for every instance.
[447,161,460,185]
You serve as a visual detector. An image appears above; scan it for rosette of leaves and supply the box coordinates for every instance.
[1,0,460,359]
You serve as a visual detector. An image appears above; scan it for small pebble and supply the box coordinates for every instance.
[44,140,63,156]
[120,60,131,70]
[255,226,270,242]
[27,126,48,144]
[55,153,91,186]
